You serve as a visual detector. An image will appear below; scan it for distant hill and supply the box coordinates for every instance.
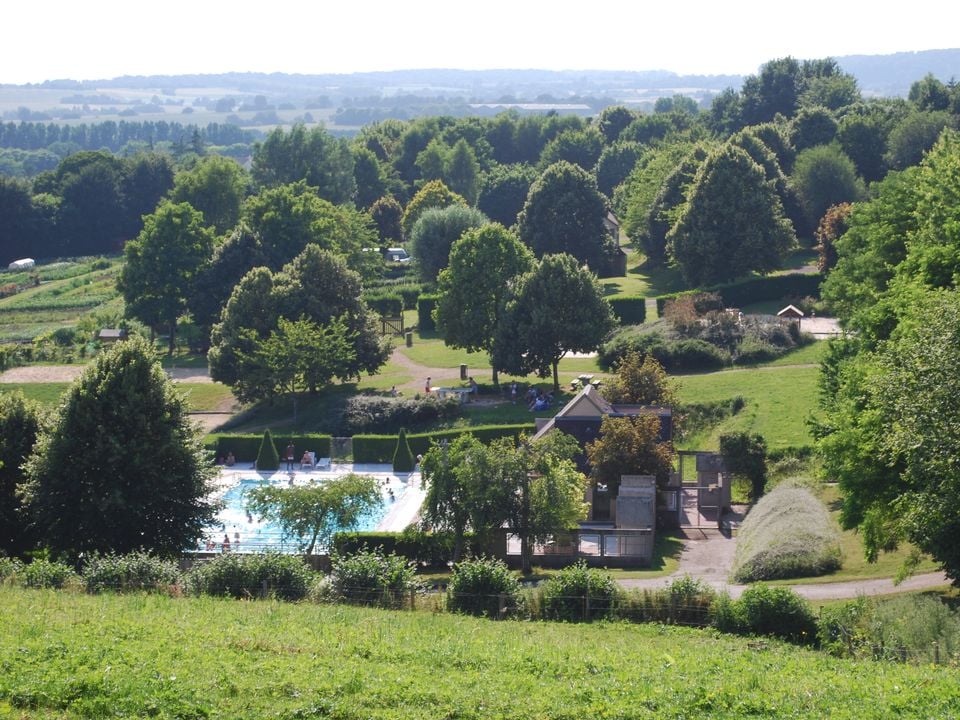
[19,48,960,102]
[836,48,960,96]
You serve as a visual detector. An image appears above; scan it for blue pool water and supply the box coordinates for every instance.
[198,473,408,553]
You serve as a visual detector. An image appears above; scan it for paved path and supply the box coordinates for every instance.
[618,529,950,600]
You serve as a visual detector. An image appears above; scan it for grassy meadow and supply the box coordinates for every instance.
[1,586,958,719]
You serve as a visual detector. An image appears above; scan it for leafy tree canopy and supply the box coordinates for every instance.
[251,123,355,204]
[20,337,217,561]
[493,253,615,391]
[409,204,487,283]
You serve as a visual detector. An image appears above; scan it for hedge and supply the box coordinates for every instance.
[417,293,438,332]
[363,292,403,317]
[656,273,824,315]
[352,424,535,463]
[332,530,477,567]
[608,295,647,325]
[205,433,332,463]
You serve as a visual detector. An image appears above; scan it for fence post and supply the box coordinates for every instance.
[409,587,416,611]
[934,641,940,665]
[261,578,268,600]
[498,593,507,620]
[584,589,591,623]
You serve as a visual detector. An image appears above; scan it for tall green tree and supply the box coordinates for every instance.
[420,434,486,562]
[352,146,390,211]
[0,391,45,557]
[242,181,377,270]
[369,195,404,244]
[539,128,604,172]
[169,155,247,234]
[818,290,960,583]
[667,144,795,286]
[517,161,611,271]
[493,253,615,391]
[236,316,357,418]
[400,179,467,238]
[445,138,480,205]
[209,245,388,402]
[601,352,676,406]
[477,162,537,228]
[408,204,487,283]
[434,224,535,384]
[251,123,355,204]
[247,473,380,555]
[20,337,217,560]
[791,144,865,230]
[585,414,675,499]
[118,200,215,354]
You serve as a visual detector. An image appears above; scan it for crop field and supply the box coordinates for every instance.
[0,587,957,719]
[0,258,123,342]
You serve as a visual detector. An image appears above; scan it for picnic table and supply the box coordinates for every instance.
[434,386,475,403]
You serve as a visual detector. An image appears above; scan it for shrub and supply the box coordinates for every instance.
[392,427,415,472]
[598,331,730,373]
[20,559,78,589]
[820,595,960,662]
[732,485,842,582]
[0,556,23,582]
[674,397,744,441]
[342,395,460,434]
[206,433,332,463]
[351,424,534,464]
[618,575,716,626]
[417,294,438,332]
[255,429,280,471]
[82,551,181,593]
[608,295,647,325]
[734,337,781,364]
[183,553,315,601]
[332,528,475,567]
[447,557,521,618]
[363,292,403,316]
[736,585,818,644]
[540,561,619,622]
[655,273,824,314]
[328,548,416,608]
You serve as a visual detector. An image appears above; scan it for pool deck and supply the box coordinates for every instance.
[212,463,425,533]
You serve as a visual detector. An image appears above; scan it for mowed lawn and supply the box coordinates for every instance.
[675,364,820,450]
[1,587,958,719]
[0,382,234,413]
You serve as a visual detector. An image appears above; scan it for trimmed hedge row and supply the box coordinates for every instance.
[417,293,438,332]
[363,292,403,317]
[352,424,535,463]
[205,433,332,463]
[656,273,824,314]
[608,295,647,325]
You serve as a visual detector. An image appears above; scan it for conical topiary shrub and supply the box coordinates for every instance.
[392,427,415,472]
[256,429,280,471]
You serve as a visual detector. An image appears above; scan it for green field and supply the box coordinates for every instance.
[0,381,234,413]
[675,364,820,450]
[1,587,957,719]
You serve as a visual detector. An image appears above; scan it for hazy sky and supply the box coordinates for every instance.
[5,0,960,84]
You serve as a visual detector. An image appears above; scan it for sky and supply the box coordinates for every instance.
[4,0,960,84]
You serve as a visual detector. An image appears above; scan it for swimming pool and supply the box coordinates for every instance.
[198,469,414,553]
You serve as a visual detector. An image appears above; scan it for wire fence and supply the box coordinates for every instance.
[5,565,958,667]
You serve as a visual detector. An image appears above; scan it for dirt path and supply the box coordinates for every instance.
[0,364,214,384]
[618,529,950,600]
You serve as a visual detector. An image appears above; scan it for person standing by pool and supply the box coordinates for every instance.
[285,442,295,471]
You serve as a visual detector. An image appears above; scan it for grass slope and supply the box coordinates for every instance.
[0,381,234,413]
[1,587,958,719]
[676,364,820,450]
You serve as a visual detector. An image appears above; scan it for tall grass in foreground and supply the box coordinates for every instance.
[1,586,959,719]
[732,484,842,582]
